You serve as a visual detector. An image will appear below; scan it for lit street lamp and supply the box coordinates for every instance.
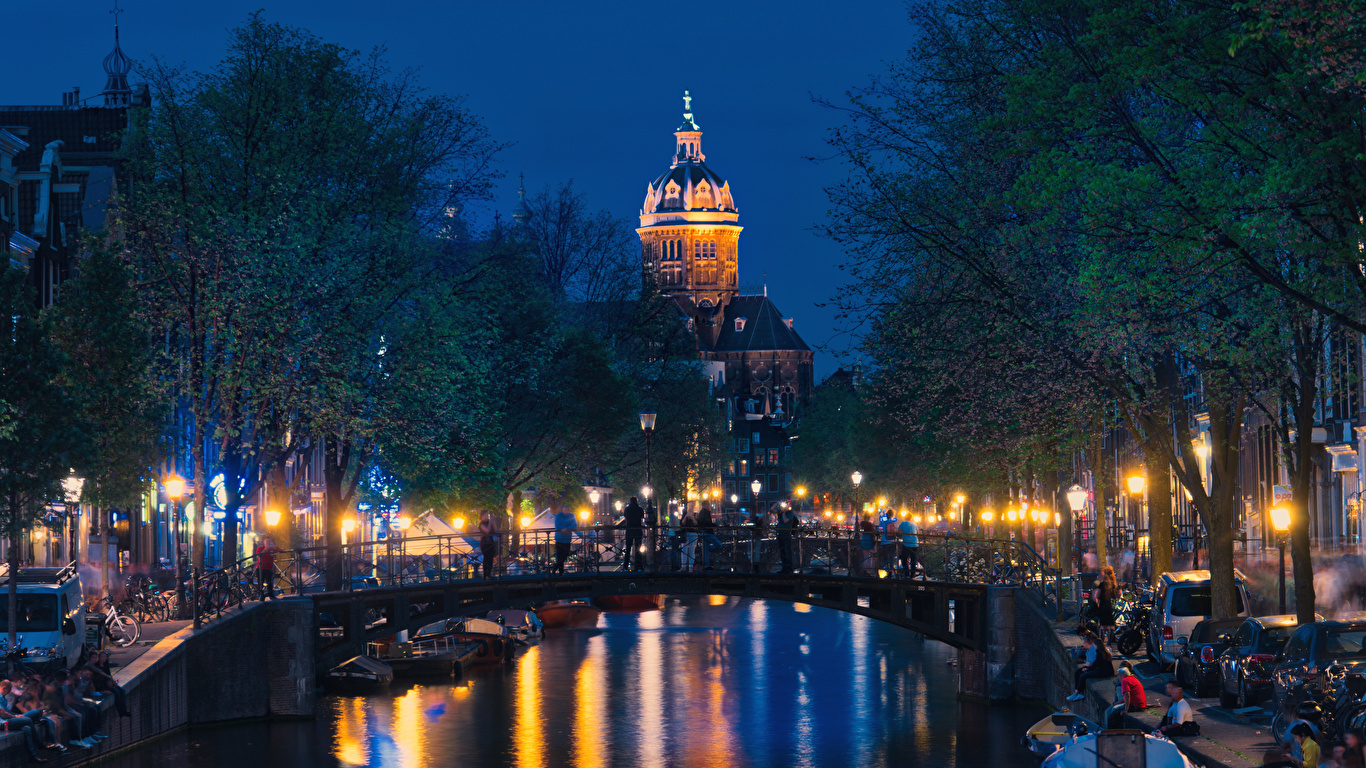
[640,410,657,564]
[1271,505,1291,614]
[851,471,863,527]
[166,475,187,618]
[751,478,762,521]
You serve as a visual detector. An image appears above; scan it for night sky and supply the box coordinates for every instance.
[4,1,914,376]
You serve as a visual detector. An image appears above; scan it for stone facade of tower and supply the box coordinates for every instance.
[637,93,741,311]
[637,95,816,520]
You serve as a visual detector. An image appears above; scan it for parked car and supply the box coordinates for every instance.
[0,563,85,669]
[1174,617,1244,698]
[1272,618,1366,707]
[1217,614,1321,709]
[1147,570,1253,668]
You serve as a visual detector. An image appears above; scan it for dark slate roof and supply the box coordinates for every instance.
[710,295,811,353]
[651,162,726,191]
[0,106,127,170]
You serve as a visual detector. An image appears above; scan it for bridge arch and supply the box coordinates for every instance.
[311,572,1013,670]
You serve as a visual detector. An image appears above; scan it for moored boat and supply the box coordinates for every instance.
[415,616,515,666]
[485,609,545,640]
[325,655,394,691]
[537,600,601,629]
[1040,729,1197,767]
[1021,711,1098,758]
[593,594,662,612]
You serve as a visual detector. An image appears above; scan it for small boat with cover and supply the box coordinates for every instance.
[325,655,394,691]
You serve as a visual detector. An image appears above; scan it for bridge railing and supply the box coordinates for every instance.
[253,525,1058,603]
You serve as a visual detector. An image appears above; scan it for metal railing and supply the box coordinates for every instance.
[181,526,1064,626]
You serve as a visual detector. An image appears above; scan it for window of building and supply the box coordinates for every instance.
[736,438,750,453]
[752,431,761,446]
[770,473,780,494]
[724,460,735,477]
[738,459,748,477]
[724,480,734,498]
[754,452,765,467]
[768,449,780,466]
[735,317,746,332]
[741,484,750,502]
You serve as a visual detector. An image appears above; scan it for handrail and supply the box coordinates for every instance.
[188,525,1065,627]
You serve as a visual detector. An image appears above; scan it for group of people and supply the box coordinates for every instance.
[472,500,927,578]
[1265,726,1366,768]
[1065,629,1198,738]
[0,647,128,763]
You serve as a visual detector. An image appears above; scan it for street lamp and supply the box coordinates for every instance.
[640,410,657,520]
[264,509,281,527]
[751,478,763,519]
[851,471,863,523]
[1126,475,1146,495]
[1271,505,1291,614]
[579,508,591,522]
[166,475,187,618]
[1066,485,1088,513]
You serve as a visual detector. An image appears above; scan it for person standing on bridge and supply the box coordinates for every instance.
[858,515,877,576]
[751,505,770,573]
[621,496,646,571]
[254,535,278,600]
[898,513,919,578]
[552,507,577,575]
[479,511,500,579]
[775,504,798,573]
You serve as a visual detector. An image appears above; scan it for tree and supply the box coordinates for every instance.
[122,14,503,568]
[53,243,165,595]
[0,269,83,649]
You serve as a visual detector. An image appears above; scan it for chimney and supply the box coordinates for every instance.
[73,86,81,106]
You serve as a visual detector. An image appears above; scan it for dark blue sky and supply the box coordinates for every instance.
[5,1,914,376]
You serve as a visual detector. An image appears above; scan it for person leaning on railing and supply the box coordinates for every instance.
[898,515,919,579]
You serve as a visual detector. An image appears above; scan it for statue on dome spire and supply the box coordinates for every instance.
[677,89,700,133]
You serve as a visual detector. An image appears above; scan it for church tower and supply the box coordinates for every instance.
[638,92,741,312]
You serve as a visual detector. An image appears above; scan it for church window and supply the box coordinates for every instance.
[735,317,746,332]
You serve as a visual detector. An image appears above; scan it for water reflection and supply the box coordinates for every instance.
[103,598,1047,768]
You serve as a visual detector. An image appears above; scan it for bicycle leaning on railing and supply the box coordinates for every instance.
[97,595,140,648]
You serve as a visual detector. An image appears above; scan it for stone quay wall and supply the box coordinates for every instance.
[0,597,315,767]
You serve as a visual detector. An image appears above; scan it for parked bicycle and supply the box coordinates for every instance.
[98,595,141,647]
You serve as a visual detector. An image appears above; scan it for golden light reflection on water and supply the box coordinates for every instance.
[334,696,368,766]
[793,602,812,613]
[638,612,665,768]
[573,636,605,768]
[390,687,424,767]
[708,594,728,606]
[514,644,544,768]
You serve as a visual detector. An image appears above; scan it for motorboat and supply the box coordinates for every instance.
[368,637,486,677]
[485,609,544,641]
[414,616,515,665]
[325,655,393,691]
[536,599,602,629]
[1022,711,1099,758]
[594,594,662,611]
[1040,729,1197,767]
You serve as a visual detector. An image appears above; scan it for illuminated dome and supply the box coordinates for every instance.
[640,91,736,216]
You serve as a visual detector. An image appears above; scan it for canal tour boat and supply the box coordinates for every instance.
[536,599,601,629]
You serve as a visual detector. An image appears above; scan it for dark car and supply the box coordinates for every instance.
[1175,617,1244,698]
[1272,619,1366,707]
[1216,615,1319,709]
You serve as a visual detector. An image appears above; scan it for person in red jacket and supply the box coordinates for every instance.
[254,536,279,600]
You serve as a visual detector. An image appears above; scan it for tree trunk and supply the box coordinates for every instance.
[8,514,18,652]
[100,505,111,599]
[323,436,348,592]
[1090,422,1109,570]
[1146,449,1172,585]
[510,489,523,556]
[1042,464,1062,571]
[192,433,207,571]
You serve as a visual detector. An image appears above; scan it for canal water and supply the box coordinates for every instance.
[105,597,1046,767]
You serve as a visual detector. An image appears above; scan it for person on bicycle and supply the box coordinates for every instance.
[254,535,279,600]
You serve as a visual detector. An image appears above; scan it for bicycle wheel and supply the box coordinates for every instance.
[109,615,140,647]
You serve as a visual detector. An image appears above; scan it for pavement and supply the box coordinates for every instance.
[105,619,190,672]
[1061,622,1285,768]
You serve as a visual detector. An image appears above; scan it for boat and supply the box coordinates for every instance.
[1022,711,1099,758]
[485,609,544,640]
[325,655,394,691]
[593,595,662,611]
[1040,729,1197,767]
[415,616,515,665]
[537,599,601,629]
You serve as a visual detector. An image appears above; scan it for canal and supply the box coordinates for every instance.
[105,597,1046,767]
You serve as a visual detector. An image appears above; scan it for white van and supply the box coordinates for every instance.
[0,563,86,669]
[1147,569,1252,668]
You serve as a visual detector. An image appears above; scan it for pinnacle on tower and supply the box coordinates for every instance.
[102,0,133,107]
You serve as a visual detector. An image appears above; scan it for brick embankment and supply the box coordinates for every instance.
[1054,623,1277,768]
[0,598,314,767]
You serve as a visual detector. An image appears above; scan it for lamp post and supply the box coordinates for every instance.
[750,478,762,522]
[1066,484,1087,575]
[1126,475,1147,582]
[851,471,863,529]
[1271,505,1291,614]
[165,476,186,618]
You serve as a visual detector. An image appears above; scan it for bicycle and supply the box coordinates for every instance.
[98,596,140,647]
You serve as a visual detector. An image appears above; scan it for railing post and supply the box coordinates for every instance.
[192,567,201,629]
